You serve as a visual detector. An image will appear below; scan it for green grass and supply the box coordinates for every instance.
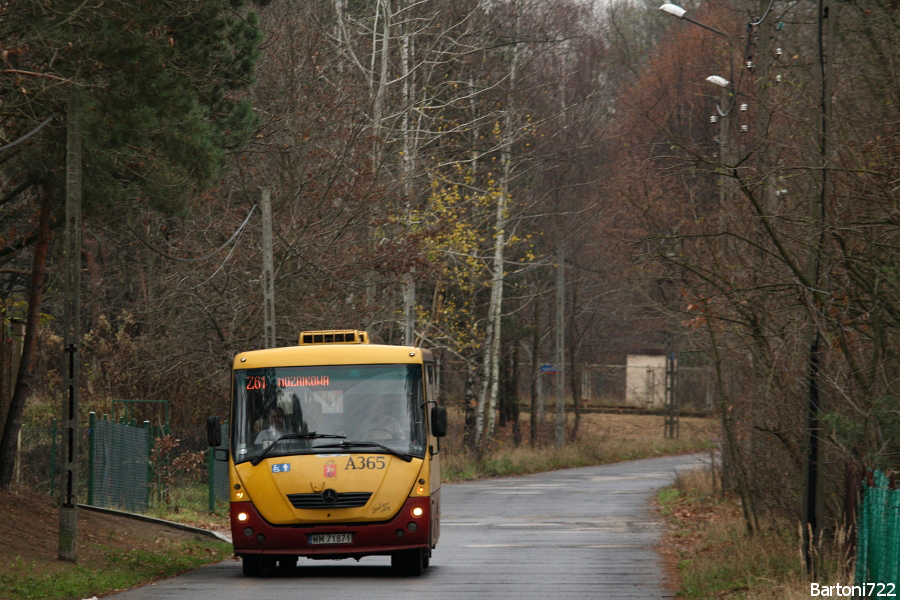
[1,541,232,600]
[145,504,231,531]
[657,487,680,514]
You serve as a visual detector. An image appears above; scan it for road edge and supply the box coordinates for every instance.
[78,503,232,543]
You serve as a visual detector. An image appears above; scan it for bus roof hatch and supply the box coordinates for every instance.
[298,330,370,345]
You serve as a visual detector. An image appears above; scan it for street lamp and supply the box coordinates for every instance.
[705,75,737,209]
[706,75,737,118]
[660,5,739,120]
[706,75,729,89]
[659,3,728,38]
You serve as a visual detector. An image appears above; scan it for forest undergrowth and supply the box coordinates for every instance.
[658,467,854,598]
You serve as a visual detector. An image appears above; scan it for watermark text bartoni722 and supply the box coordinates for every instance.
[811,582,896,597]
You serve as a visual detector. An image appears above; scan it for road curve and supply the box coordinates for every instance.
[111,453,708,599]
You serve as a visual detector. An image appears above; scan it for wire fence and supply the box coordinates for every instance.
[15,413,229,515]
[855,470,900,588]
[90,418,149,511]
[17,410,900,580]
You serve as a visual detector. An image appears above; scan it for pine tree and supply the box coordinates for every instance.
[0,0,263,486]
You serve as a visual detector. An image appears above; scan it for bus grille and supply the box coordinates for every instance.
[287,492,372,509]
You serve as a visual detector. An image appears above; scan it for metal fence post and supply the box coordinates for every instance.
[208,444,215,512]
[87,412,95,505]
[144,420,152,507]
[15,428,21,485]
[223,420,229,507]
[50,418,57,496]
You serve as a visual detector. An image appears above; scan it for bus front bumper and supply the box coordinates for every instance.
[231,496,431,558]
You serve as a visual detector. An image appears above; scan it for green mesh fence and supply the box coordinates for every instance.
[16,411,221,517]
[856,470,900,587]
[90,417,149,512]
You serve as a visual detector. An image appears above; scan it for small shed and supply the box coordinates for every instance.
[625,351,667,409]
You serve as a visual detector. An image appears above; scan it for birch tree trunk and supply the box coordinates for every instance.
[371,0,391,169]
[477,0,520,446]
[401,4,416,346]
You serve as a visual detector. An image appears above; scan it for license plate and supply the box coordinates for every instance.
[308,533,353,545]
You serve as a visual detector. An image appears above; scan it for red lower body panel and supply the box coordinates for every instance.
[231,496,431,558]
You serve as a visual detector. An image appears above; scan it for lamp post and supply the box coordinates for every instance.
[661,0,828,575]
[659,1,760,537]
[659,4,728,37]
[658,4,738,209]
[706,75,737,211]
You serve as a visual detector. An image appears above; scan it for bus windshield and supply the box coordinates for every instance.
[232,364,426,464]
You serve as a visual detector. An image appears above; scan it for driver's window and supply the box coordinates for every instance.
[254,406,291,447]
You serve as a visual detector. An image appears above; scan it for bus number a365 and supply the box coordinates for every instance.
[345,456,386,470]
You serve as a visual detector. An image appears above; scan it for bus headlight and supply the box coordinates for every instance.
[237,512,249,522]
[412,507,423,518]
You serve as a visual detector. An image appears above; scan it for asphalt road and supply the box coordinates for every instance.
[111,453,708,599]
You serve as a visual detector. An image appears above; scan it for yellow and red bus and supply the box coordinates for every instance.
[207,330,447,576]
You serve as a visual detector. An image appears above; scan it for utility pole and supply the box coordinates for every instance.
[59,87,82,562]
[555,243,565,447]
[717,92,736,209]
[754,0,774,214]
[261,188,276,349]
[802,0,834,575]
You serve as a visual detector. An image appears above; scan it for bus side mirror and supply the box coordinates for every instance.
[431,406,448,438]
[207,416,222,447]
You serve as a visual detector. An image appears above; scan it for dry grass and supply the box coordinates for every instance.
[442,412,719,481]
[658,466,855,598]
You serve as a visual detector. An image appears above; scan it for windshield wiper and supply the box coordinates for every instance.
[315,440,414,462]
[250,432,346,466]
